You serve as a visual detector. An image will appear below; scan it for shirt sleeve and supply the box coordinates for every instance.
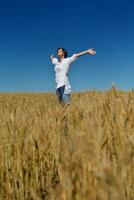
[67,53,77,64]
[51,57,58,65]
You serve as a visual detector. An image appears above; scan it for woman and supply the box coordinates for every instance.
[50,47,96,107]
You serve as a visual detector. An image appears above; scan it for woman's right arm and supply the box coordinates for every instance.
[50,54,54,60]
[50,54,58,65]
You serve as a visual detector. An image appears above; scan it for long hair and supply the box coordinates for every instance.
[57,47,68,58]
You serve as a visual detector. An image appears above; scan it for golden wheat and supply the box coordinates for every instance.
[0,88,134,200]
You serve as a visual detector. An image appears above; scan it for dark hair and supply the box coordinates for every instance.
[57,47,68,58]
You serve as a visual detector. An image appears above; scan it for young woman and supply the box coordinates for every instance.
[50,47,96,107]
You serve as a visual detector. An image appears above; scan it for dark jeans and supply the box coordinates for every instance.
[56,85,71,105]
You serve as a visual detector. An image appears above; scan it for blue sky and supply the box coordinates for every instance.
[0,0,134,92]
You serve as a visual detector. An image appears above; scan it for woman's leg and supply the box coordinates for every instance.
[56,85,65,105]
[56,85,71,106]
[62,93,71,105]
[56,89,62,104]
[58,85,65,99]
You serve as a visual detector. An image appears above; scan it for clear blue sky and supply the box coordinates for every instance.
[0,0,134,92]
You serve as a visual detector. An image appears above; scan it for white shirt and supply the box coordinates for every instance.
[51,54,77,94]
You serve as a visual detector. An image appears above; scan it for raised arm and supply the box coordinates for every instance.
[50,54,54,60]
[76,48,96,58]
[50,54,58,65]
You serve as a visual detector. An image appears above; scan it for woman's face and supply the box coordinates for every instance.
[57,49,65,58]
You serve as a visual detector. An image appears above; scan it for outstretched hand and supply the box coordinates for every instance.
[50,54,54,60]
[87,48,96,55]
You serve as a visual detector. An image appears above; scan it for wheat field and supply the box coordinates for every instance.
[0,88,134,200]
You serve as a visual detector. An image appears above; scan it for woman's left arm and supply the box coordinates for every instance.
[76,48,96,58]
